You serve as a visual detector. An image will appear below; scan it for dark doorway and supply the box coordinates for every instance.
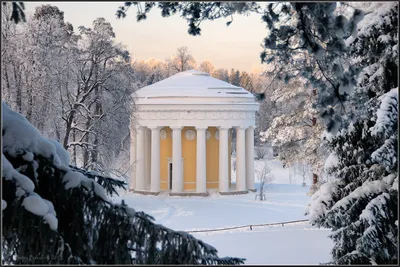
[169,163,173,190]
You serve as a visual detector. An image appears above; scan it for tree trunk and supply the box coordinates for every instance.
[26,85,33,120]
[312,89,318,187]
[307,88,319,195]
[54,120,61,142]
[91,99,102,169]
[63,110,76,149]
[26,62,37,121]
[13,64,22,113]
[83,118,91,168]
[72,128,77,165]
[312,173,318,186]
[2,64,12,103]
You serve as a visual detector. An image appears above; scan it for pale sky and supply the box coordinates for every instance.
[26,2,267,73]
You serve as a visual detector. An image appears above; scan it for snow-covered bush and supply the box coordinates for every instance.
[1,102,244,265]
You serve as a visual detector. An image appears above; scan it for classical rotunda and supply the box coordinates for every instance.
[129,70,259,196]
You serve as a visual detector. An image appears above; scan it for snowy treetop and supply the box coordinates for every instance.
[2,101,110,230]
[2,101,69,171]
[370,88,398,138]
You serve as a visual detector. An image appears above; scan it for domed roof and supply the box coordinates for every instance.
[136,70,255,104]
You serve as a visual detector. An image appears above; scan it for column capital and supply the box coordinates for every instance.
[130,125,136,133]
[234,126,247,130]
[148,126,162,130]
[170,126,183,131]
[195,126,208,131]
[135,125,146,130]
[217,126,230,131]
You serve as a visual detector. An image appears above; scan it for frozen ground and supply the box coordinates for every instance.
[113,157,334,264]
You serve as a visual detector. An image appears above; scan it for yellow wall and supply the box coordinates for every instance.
[159,126,231,191]
[160,127,172,190]
[159,126,201,191]
[182,127,197,190]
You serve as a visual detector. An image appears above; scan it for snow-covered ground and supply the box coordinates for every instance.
[113,157,334,265]
[234,157,313,185]
[196,223,333,265]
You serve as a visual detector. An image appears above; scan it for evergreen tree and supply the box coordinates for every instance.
[307,89,398,264]
[145,65,165,86]
[2,102,245,265]
[261,77,326,192]
[239,71,254,92]
[229,68,241,86]
[306,3,398,264]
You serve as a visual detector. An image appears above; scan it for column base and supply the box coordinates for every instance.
[219,190,248,195]
[133,190,160,196]
[169,192,209,197]
[248,188,257,192]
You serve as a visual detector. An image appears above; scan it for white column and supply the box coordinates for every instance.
[171,126,183,193]
[196,127,207,193]
[145,128,151,189]
[135,126,146,191]
[246,126,255,191]
[149,126,161,193]
[219,127,229,192]
[236,126,247,191]
[129,125,136,190]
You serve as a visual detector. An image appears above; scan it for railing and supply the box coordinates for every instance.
[186,219,309,233]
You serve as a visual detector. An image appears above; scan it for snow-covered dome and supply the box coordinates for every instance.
[136,69,256,104]
[133,69,259,130]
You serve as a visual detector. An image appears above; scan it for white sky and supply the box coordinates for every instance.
[25,2,268,73]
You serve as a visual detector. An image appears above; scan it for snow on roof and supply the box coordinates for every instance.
[136,70,256,101]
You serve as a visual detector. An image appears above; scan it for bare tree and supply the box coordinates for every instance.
[167,46,196,73]
[132,58,170,86]
[62,18,136,171]
[255,161,274,201]
[300,163,308,187]
[254,146,268,160]
[198,60,215,75]
[213,68,229,82]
